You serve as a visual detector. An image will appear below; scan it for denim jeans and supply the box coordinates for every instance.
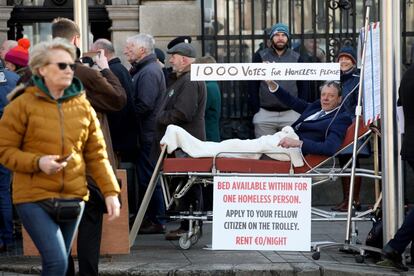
[16,201,84,276]
[0,164,12,246]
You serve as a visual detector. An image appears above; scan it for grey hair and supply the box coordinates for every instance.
[3,40,18,51]
[29,37,76,76]
[126,33,155,54]
[92,38,115,54]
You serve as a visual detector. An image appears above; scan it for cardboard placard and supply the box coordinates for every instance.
[191,63,340,81]
[212,176,311,251]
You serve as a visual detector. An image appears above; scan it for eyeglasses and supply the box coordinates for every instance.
[48,62,76,71]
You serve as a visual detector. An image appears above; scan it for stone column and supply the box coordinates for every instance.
[106,4,140,66]
[0,5,13,44]
[139,0,201,57]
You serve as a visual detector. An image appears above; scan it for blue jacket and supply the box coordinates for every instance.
[131,53,166,144]
[340,67,359,118]
[273,86,352,156]
[0,69,19,118]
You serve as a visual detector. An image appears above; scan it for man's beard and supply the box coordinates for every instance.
[273,41,287,51]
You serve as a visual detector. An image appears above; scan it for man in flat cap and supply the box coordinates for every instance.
[155,42,206,240]
[164,36,193,81]
[249,22,310,138]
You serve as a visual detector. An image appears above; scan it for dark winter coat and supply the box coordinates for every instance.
[340,67,359,118]
[107,57,139,155]
[131,53,166,144]
[273,86,352,156]
[74,62,127,169]
[204,81,221,142]
[400,64,414,161]
[0,69,19,118]
[155,65,207,155]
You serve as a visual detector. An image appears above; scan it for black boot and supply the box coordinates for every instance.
[379,243,409,271]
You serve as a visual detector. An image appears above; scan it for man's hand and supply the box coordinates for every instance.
[266,80,279,93]
[39,155,68,175]
[105,195,121,221]
[94,49,109,70]
[278,137,303,148]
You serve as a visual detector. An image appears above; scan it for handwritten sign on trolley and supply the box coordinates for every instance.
[212,176,311,251]
[191,63,340,81]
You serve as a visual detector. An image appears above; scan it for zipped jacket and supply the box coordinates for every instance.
[0,76,120,204]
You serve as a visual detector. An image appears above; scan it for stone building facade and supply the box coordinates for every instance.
[0,0,201,66]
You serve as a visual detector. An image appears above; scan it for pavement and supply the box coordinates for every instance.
[1,207,414,276]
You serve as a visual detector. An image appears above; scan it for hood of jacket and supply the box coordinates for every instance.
[7,75,84,102]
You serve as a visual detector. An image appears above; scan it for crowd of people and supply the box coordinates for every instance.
[0,18,410,274]
[0,18,222,275]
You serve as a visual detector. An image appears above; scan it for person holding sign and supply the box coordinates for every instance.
[249,22,310,138]
[159,81,351,167]
[267,80,352,156]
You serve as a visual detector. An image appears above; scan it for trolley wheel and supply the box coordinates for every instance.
[355,255,365,263]
[312,252,320,260]
[179,234,192,250]
[190,231,201,245]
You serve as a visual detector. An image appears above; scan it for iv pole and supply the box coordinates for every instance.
[343,0,371,246]
[312,0,386,262]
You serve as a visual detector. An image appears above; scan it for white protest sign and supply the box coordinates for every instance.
[361,22,381,125]
[191,63,340,81]
[212,176,311,251]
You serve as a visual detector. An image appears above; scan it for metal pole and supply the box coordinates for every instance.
[344,3,370,243]
[74,0,89,53]
[394,4,404,230]
[373,126,380,200]
[129,145,167,247]
[380,0,401,243]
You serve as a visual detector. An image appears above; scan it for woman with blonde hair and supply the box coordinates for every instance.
[0,38,120,275]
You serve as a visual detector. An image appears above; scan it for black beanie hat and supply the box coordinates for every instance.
[167,36,192,50]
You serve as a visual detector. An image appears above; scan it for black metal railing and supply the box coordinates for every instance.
[199,0,413,139]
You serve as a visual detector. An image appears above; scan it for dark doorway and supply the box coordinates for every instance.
[7,5,111,43]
